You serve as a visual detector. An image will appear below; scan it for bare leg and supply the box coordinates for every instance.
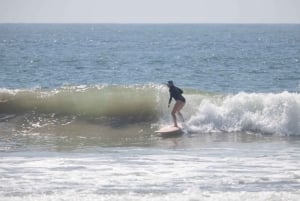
[176,101,185,122]
[171,101,181,127]
[177,111,184,122]
[172,101,185,127]
[171,107,178,127]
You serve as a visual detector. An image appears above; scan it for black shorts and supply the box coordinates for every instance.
[178,97,185,103]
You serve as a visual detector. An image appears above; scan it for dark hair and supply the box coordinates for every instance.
[167,80,174,86]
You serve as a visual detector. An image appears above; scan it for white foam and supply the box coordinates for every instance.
[187,92,300,135]
[2,191,299,201]
[1,146,300,201]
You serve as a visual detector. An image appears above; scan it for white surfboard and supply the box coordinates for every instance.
[155,125,183,137]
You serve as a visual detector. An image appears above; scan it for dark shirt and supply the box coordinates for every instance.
[169,86,185,104]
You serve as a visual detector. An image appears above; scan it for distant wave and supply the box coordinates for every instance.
[1,85,299,136]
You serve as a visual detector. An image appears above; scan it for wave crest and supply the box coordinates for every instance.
[187,92,300,136]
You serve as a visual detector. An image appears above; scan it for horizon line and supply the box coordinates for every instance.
[0,22,299,25]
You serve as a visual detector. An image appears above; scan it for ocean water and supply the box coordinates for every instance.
[0,24,300,201]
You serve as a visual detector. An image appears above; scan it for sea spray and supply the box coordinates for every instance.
[187,91,300,136]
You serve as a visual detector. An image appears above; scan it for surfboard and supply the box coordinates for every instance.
[155,126,183,137]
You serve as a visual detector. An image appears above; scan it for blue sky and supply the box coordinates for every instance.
[0,0,299,23]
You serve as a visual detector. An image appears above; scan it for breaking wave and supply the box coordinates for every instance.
[1,84,300,136]
[187,91,300,136]
[0,84,164,122]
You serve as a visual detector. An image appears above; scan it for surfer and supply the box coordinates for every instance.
[167,80,186,127]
